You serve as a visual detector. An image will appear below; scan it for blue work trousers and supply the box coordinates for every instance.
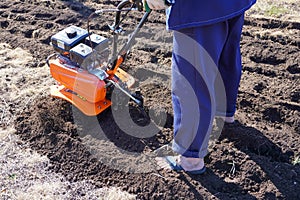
[171,14,244,158]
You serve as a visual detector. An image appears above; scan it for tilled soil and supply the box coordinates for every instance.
[1,0,300,199]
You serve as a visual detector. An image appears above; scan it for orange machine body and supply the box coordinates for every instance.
[49,58,135,116]
[50,59,106,103]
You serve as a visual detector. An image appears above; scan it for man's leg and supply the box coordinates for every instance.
[171,21,228,160]
[217,14,245,118]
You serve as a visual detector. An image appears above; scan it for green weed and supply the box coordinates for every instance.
[265,5,288,17]
[292,155,300,165]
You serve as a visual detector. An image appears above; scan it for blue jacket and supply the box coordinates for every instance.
[166,0,256,30]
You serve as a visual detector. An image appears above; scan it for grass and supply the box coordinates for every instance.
[292,155,300,165]
[264,5,288,17]
[246,0,300,21]
[0,129,136,200]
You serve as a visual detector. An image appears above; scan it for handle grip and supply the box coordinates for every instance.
[143,0,151,12]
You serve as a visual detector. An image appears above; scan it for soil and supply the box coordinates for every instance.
[1,0,299,199]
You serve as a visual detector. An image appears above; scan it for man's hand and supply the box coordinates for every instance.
[144,0,168,10]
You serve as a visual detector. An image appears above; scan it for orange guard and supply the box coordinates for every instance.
[49,58,135,116]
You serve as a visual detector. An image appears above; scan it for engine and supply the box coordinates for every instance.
[49,26,110,106]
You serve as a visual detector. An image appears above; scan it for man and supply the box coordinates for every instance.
[146,0,256,174]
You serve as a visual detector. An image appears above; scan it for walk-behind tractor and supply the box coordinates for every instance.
[46,0,154,116]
